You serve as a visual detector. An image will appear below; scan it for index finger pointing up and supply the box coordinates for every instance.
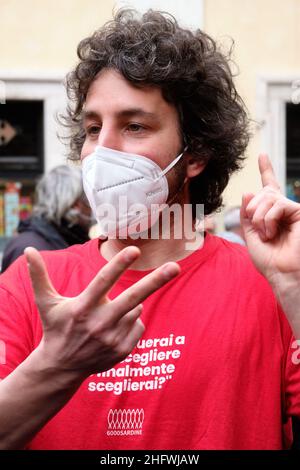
[258,153,281,192]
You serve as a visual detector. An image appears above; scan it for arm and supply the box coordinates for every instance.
[0,246,180,449]
[0,346,83,449]
[241,154,300,338]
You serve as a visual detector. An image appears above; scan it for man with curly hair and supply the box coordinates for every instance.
[0,9,300,450]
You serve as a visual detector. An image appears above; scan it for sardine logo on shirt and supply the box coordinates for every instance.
[106,408,144,437]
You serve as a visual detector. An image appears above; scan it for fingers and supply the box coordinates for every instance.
[244,191,278,240]
[240,193,255,221]
[24,247,58,310]
[264,199,300,239]
[263,201,284,239]
[244,193,278,240]
[242,190,300,241]
[90,308,145,367]
[117,304,143,329]
[120,318,145,359]
[79,246,141,308]
[242,154,292,241]
[258,154,281,192]
[112,262,180,320]
[240,193,256,239]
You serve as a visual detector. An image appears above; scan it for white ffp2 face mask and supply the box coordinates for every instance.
[82,145,186,236]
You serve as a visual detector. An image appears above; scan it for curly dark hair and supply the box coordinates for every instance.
[62,8,250,215]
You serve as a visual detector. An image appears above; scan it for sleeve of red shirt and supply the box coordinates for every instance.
[276,302,300,420]
[0,255,37,379]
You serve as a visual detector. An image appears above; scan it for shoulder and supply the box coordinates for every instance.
[209,235,292,341]
[39,238,98,269]
[209,234,272,289]
[0,239,99,298]
[207,233,252,264]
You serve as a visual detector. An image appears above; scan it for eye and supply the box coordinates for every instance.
[86,125,101,135]
[126,123,146,133]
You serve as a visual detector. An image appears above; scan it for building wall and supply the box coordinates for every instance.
[0,0,299,218]
[0,0,117,171]
[204,0,300,208]
[0,0,115,71]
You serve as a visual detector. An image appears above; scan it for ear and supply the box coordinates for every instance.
[185,154,206,178]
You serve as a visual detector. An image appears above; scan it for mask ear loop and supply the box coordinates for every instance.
[164,146,189,206]
[155,146,188,181]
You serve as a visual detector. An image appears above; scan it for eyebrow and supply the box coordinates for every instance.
[82,108,158,121]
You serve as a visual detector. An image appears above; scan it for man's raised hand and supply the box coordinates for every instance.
[240,154,300,283]
[24,246,180,380]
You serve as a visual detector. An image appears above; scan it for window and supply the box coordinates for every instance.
[286,102,300,202]
[0,99,44,177]
[257,76,300,195]
[0,73,66,263]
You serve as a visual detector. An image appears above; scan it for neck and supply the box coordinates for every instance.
[100,187,204,270]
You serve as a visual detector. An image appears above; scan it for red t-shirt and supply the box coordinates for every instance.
[0,234,300,450]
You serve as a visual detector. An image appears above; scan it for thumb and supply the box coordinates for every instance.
[240,193,256,241]
[24,247,58,312]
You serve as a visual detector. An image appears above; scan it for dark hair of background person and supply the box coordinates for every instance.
[60,8,251,217]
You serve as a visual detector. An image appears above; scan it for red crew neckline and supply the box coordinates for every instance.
[87,232,219,282]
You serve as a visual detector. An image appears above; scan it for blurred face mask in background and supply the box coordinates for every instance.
[82,145,186,236]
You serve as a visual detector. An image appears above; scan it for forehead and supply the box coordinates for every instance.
[84,68,178,120]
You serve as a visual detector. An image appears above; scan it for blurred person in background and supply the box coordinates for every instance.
[1,165,93,273]
[218,206,246,246]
